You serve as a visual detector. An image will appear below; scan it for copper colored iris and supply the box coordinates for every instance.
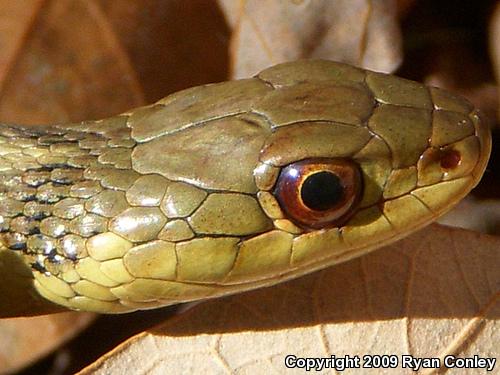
[274,158,362,229]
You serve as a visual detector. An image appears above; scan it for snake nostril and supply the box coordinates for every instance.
[440,149,461,170]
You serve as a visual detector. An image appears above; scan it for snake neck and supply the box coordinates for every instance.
[0,118,136,275]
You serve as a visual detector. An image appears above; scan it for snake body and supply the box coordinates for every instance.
[0,60,491,313]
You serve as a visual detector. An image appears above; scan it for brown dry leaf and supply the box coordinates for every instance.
[218,0,402,78]
[0,312,95,375]
[0,0,145,125]
[80,224,499,374]
[439,196,500,235]
[0,247,64,317]
[490,1,500,122]
[395,0,417,18]
[97,0,230,101]
[0,1,44,89]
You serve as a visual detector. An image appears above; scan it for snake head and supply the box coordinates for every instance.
[0,60,491,313]
[245,61,491,286]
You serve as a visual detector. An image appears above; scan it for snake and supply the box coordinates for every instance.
[0,60,491,315]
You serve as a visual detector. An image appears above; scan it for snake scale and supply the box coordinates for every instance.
[0,60,491,314]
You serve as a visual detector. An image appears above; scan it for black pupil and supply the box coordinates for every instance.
[300,171,344,211]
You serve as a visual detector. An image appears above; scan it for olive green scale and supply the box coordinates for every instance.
[0,60,491,313]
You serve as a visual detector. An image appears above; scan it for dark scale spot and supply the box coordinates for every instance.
[46,248,58,260]
[10,241,27,251]
[51,180,71,187]
[31,262,47,274]
[2,232,27,250]
[38,135,67,145]
[40,163,68,169]
[30,212,50,221]
[301,171,344,211]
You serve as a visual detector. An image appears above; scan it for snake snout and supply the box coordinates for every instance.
[414,106,491,206]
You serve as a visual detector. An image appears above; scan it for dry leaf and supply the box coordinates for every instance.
[490,1,500,123]
[0,1,44,89]
[439,196,500,235]
[218,0,402,78]
[395,0,417,18]
[0,312,94,375]
[97,0,230,101]
[79,224,499,374]
[0,247,64,317]
[0,0,145,125]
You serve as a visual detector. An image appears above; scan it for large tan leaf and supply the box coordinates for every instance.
[0,312,94,375]
[79,224,499,374]
[218,0,402,78]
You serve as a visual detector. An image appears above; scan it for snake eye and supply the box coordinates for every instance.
[274,159,362,229]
